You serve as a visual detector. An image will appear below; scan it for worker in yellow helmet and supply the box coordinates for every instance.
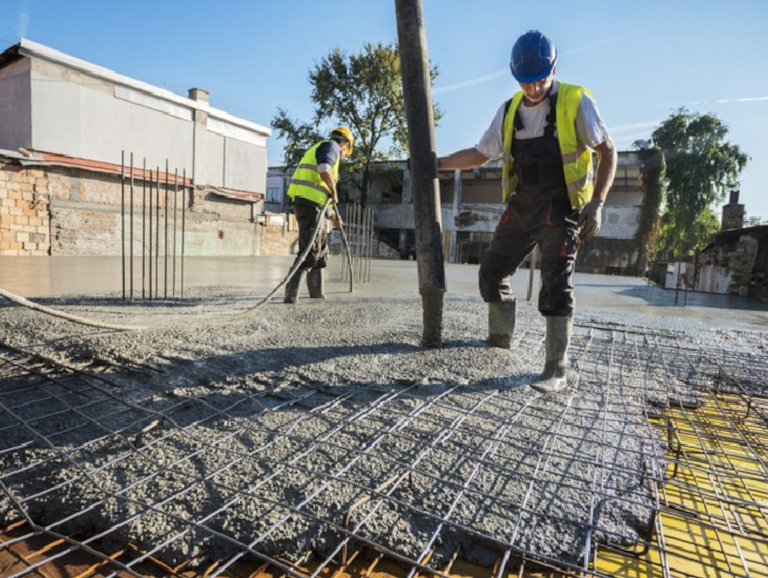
[284,127,354,303]
[437,31,617,394]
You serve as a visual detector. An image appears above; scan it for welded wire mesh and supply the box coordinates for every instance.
[1,319,767,578]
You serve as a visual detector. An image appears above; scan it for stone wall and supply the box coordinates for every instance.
[1,157,266,257]
[260,214,298,257]
[0,160,49,256]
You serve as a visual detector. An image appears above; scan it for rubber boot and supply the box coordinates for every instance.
[487,300,516,349]
[307,268,325,299]
[284,270,303,304]
[532,315,573,393]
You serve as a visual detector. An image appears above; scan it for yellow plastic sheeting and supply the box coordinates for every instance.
[596,393,768,578]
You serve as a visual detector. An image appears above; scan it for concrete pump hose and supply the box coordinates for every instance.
[239,196,353,317]
[0,287,145,331]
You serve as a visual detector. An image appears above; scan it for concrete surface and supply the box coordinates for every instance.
[1,255,767,571]
[2,255,767,329]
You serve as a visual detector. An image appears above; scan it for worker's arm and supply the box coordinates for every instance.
[592,137,617,202]
[319,170,339,205]
[578,137,618,240]
[437,148,491,171]
[318,169,344,227]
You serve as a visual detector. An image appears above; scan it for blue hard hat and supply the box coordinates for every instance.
[509,30,558,83]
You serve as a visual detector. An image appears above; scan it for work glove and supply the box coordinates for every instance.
[578,198,605,240]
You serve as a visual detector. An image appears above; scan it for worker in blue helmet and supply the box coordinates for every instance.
[437,30,617,394]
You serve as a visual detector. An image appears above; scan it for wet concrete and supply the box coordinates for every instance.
[1,255,767,570]
[2,255,767,329]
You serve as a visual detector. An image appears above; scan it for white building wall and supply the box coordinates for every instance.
[30,60,195,172]
[9,39,269,194]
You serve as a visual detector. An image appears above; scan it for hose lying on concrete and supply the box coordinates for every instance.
[0,200,354,328]
[0,287,146,331]
[238,197,354,317]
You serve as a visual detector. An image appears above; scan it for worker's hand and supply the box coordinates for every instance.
[578,198,605,240]
[334,215,344,229]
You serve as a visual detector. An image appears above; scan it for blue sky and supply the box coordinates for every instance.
[2,0,767,219]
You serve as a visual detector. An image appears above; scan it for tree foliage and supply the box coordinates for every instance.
[270,110,323,169]
[272,42,440,205]
[649,108,748,258]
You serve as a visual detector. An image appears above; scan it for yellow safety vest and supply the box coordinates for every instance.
[501,82,594,209]
[287,140,340,205]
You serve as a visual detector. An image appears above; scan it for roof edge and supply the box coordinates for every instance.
[15,38,271,137]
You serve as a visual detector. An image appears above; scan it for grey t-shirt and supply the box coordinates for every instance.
[475,81,610,159]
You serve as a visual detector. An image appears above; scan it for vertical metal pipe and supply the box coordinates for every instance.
[173,168,178,297]
[148,168,153,299]
[142,159,147,299]
[181,169,186,299]
[120,151,125,300]
[164,159,169,299]
[129,152,135,300]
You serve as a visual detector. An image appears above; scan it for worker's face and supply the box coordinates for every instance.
[519,71,554,105]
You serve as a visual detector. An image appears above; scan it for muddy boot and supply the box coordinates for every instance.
[532,315,573,393]
[306,268,325,299]
[284,270,303,304]
[487,300,516,349]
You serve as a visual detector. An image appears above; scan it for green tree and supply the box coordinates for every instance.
[649,108,748,258]
[270,110,323,169]
[272,42,440,205]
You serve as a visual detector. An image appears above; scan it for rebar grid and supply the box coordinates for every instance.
[593,331,768,578]
[2,320,767,578]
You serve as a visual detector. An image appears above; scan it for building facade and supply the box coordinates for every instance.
[269,152,647,271]
[0,39,272,257]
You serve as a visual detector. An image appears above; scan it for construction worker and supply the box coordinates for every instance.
[437,30,617,393]
[284,127,354,303]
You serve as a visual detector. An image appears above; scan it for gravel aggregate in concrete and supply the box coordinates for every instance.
[1,280,767,571]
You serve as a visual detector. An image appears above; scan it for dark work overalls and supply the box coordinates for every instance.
[293,197,330,271]
[478,92,581,317]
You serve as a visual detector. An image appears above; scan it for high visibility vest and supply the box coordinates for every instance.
[501,82,594,209]
[287,140,340,205]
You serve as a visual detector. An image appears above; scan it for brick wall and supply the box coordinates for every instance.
[1,157,267,257]
[261,213,298,256]
[0,161,50,256]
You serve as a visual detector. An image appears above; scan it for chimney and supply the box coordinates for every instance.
[721,189,745,231]
[188,87,209,103]
[188,87,209,125]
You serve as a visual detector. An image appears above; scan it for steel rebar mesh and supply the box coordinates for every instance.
[1,315,767,578]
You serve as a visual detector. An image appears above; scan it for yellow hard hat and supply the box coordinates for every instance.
[330,126,354,157]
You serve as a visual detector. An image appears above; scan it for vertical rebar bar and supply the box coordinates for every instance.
[155,167,160,298]
[342,205,349,282]
[129,153,135,301]
[120,151,125,301]
[148,168,153,300]
[173,169,178,297]
[142,159,147,300]
[164,160,169,299]
[366,205,373,282]
[181,169,186,299]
